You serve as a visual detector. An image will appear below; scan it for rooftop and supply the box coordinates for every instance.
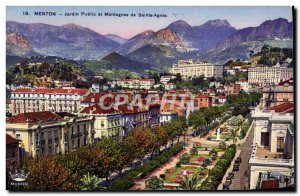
[6,111,63,123]
[12,88,89,95]
[6,134,19,145]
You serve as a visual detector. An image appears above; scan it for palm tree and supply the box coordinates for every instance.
[145,176,164,190]
[178,171,202,190]
[229,128,239,144]
[79,172,106,191]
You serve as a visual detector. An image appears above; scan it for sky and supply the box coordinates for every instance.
[6,6,293,39]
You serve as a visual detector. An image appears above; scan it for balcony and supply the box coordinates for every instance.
[249,145,294,167]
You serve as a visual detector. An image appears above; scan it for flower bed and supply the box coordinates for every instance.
[107,143,184,191]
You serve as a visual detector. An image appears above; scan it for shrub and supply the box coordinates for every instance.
[176,161,182,168]
[209,149,217,156]
[107,144,184,191]
[190,146,198,155]
[179,153,190,164]
[219,141,226,149]
[159,174,166,180]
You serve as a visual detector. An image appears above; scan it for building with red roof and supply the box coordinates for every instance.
[6,134,19,169]
[10,88,90,115]
[6,111,94,157]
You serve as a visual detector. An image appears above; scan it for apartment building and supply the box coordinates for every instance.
[6,111,95,157]
[236,79,250,92]
[6,134,19,170]
[261,78,294,108]
[170,60,223,80]
[110,79,155,90]
[249,103,294,189]
[80,105,123,139]
[10,88,90,115]
[248,65,293,86]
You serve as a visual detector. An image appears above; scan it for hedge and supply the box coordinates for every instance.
[200,144,236,190]
[107,143,184,191]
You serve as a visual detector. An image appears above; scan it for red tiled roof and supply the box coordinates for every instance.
[6,134,19,145]
[6,111,63,123]
[12,88,88,95]
[80,104,119,115]
[268,102,294,113]
[81,92,132,104]
[196,95,211,99]
[278,78,294,86]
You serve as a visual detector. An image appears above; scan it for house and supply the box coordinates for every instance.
[249,103,294,189]
[6,134,19,170]
[236,79,250,92]
[11,88,90,115]
[6,111,95,157]
[160,111,178,124]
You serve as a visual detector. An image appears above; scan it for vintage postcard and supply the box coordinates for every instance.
[6,6,295,191]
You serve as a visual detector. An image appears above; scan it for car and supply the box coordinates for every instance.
[228,172,235,178]
[223,182,231,190]
[237,157,242,163]
[226,179,232,185]
[234,159,241,165]
[226,176,233,180]
[233,164,239,171]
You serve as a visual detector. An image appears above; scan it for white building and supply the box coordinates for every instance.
[160,111,178,124]
[249,104,294,190]
[236,79,250,92]
[248,65,293,86]
[110,79,155,90]
[170,60,223,80]
[160,76,175,84]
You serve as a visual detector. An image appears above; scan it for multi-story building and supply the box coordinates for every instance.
[6,111,95,157]
[195,95,213,108]
[170,60,223,80]
[249,103,294,189]
[10,88,90,115]
[160,111,178,124]
[236,79,250,93]
[160,76,175,84]
[110,79,155,90]
[80,105,123,139]
[248,65,293,86]
[261,78,294,108]
[6,134,19,170]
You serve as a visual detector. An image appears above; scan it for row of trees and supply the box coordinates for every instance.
[188,105,229,135]
[8,118,188,191]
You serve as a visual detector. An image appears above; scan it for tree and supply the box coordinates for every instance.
[123,128,154,164]
[178,171,202,190]
[145,176,164,190]
[179,153,190,164]
[79,172,105,191]
[95,139,125,180]
[229,128,239,144]
[23,156,77,191]
[190,146,198,155]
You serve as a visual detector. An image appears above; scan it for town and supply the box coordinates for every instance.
[6,52,294,191]
[6,6,295,191]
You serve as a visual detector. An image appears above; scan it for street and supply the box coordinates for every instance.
[230,124,254,190]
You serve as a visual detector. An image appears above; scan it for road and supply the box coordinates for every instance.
[230,124,254,190]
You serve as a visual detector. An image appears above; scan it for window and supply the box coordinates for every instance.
[277,137,284,152]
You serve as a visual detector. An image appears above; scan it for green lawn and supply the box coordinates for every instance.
[163,167,208,183]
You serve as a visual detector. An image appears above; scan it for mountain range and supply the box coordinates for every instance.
[6,18,293,73]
